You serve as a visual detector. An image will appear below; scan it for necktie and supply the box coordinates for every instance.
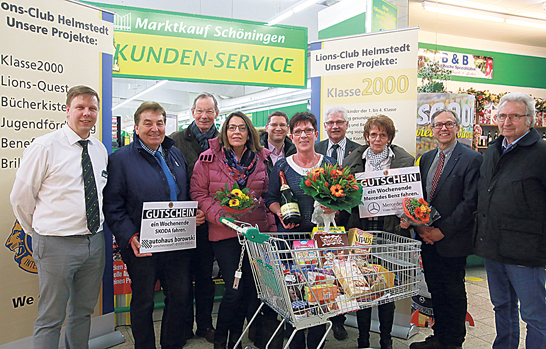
[154,151,178,201]
[429,151,445,201]
[331,143,340,163]
[79,140,100,234]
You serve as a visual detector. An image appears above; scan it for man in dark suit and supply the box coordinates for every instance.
[409,109,482,349]
[314,105,359,166]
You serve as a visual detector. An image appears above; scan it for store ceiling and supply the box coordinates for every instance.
[93,0,546,123]
[409,0,546,49]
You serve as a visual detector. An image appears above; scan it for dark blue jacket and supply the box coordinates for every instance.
[420,141,482,258]
[103,135,188,249]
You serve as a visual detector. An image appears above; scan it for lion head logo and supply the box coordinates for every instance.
[5,221,37,274]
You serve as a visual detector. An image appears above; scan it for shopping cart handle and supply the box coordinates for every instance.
[243,228,269,243]
[219,217,269,243]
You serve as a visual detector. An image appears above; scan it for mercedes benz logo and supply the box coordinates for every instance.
[368,202,380,214]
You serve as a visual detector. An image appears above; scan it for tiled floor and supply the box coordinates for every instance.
[110,265,526,349]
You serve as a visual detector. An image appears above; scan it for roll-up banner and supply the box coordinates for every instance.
[310,27,419,155]
[0,0,114,347]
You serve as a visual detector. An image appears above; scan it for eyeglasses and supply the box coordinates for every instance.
[268,123,287,128]
[495,113,529,122]
[292,128,315,137]
[194,109,216,116]
[325,120,346,127]
[368,132,389,140]
[432,121,457,130]
[227,125,247,132]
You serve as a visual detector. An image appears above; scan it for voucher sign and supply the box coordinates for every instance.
[356,166,423,218]
[140,201,198,253]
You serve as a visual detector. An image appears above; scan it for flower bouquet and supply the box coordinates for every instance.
[214,183,256,216]
[300,164,363,231]
[399,197,440,227]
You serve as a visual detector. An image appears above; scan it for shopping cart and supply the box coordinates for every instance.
[219,217,422,349]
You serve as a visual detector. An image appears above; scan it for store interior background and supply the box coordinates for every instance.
[91,0,546,143]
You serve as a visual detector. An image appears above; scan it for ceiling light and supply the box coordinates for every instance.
[112,80,169,111]
[422,2,504,23]
[293,0,317,13]
[422,1,546,28]
[267,0,319,25]
[506,18,546,30]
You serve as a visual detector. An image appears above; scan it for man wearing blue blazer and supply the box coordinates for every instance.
[409,109,482,349]
[314,106,360,167]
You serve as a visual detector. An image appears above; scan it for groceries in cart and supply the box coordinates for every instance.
[219,217,421,330]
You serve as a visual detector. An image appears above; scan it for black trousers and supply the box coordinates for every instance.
[212,237,259,346]
[121,248,191,349]
[185,224,216,332]
[356,303,395,347]
[421,244,467,346]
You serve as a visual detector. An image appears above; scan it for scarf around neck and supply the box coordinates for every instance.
[222,147,257,187]
[191,121,217,151]
[366,146,390,171]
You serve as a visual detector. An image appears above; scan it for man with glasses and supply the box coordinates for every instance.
[315,106,359,167]
[409,109,482,349]
[170,93,219,343]
[474,92,546,349]
[260,111,296,174]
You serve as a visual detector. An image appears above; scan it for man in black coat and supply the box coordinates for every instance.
[474,92,546,349]
[410,109,482,349]
[170,92,219,343]
[314,106,360,167]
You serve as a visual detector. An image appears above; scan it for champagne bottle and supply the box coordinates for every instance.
[279,171,301,225]
[487,131,492,144]
[542,132,546,140]
[494,130,498,140]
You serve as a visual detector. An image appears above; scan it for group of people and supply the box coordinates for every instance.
[9,85,546,349]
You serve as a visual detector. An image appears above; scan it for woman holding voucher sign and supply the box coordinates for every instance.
[191,111,276,349]
[265,112,337,349]
[103,101,206,349]
[340,114,414,349]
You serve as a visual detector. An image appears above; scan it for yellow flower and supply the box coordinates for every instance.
[231,189,244,198]
[229,199,240,207]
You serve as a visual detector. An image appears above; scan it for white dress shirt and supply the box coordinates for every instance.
[327,137,347,165]
[10,124,108,236]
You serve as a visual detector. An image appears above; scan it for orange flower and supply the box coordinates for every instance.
[418,198,426,205]
[415,206,423,218]
[311,168,325,176]
[311,167,324,181]
[420,204,431,214]
[421,214,429,222]
[330,184,344,197]
[305,179,312,186]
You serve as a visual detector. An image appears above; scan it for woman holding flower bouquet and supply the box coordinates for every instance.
[191,111,276,349]
[265,112,337,349]
[341,114,414,349]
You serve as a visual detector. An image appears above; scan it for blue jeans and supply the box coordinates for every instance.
[121,247,192,349]
[32,232,105,349]
[485,259,546,349]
